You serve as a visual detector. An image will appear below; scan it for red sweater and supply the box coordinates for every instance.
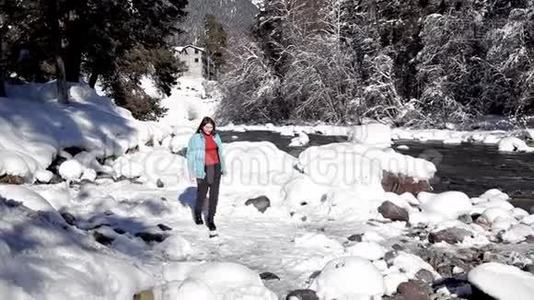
[203,133,219,165]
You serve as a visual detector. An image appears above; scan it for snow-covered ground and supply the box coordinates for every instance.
[1,78,534,299]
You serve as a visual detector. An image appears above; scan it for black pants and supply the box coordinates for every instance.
[194,163,222,223]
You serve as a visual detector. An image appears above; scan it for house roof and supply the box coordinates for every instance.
[176,45,205,54]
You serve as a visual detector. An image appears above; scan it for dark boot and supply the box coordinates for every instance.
[194,213,203,225]
[207,220,216,231]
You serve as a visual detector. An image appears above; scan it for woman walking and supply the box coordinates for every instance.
[186,117,226,235]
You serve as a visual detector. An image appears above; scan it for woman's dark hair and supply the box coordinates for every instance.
[196,116,217,134]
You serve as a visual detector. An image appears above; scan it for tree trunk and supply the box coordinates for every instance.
[65,50,81,82]
[56,55,69,103]
[43,0,69,104]
[89,71,98,88]
[0,30,6,98]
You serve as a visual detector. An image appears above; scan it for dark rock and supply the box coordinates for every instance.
[286,289,319,300]
[347,234,362,242]
[392,243,404,251]
[397,280,431,300]
[156,179,164,188]
[428,227,473,244]
[525,235,534,243]
[384,250,397,266]
[522,264,534,275]
[308,270,321,282]
[436,265,454,278]
[381,171,432,195]
[470,284,497,300]
[47,155,67,175]
[245,195,271,213]
[157,224,172,231]
[433,277,473,298]
[113,228,126,234]
[415,269,435,284]
[93,231,114,246]
[133,289,154,300]
[0,175,25,184]
[259,272,280,280]
[135,232,167,243]
[63,146,85,157]
[378,201,409,222]
[301,216,307,222]
[458,214,473,224]
[60,211,76,225]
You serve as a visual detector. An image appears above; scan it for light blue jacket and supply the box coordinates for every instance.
[186,132,226,179]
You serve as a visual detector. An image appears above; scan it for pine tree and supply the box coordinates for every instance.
[200,14,227,78]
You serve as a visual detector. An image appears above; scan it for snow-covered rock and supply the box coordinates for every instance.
[224,141,298,187]
[294,233,344,254]
[468,262,534,300]
[392,252,439,279]
[154,235,192,260]
[345,242,386,261]
[348,123,392,147]
[498,137,534,152]
[420,191,472,220]
[182,262,277,300]
[309,256,385,299]
[296,142,435,191]
[59,159,84,181]
[289,131,310,147]
[501,224,534,243]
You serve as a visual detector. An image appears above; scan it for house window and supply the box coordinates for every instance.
[194,58,199,63]
[195,49,199,54]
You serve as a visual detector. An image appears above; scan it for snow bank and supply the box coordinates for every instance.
[296,143,435,190]
[498,137,534,153]
[155,262,277,300]
[0,184,64,225]
[468,262,534,300]
[0,82,172,182]
[111,148,189,187]
[223,141,298,187]
[0,197,153,300]
[309,256,385,299]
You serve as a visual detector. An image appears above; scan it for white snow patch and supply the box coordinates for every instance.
[468,262,534,300]
[309,256,385,299]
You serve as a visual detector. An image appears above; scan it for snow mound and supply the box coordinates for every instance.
[498,137,534,152]
[0,197,153,299]
[111,149,188,187]
[420,191,472,220]
[345,242,386,261]
[175,262,277,300]
[289,131,310,147]
[223,141,298,187]
[348,123,392,147]
[309,256,385,299]
[296,143,435,191]
[0,82,172,182]
[0,184,64,225]
[468,262,534,300]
